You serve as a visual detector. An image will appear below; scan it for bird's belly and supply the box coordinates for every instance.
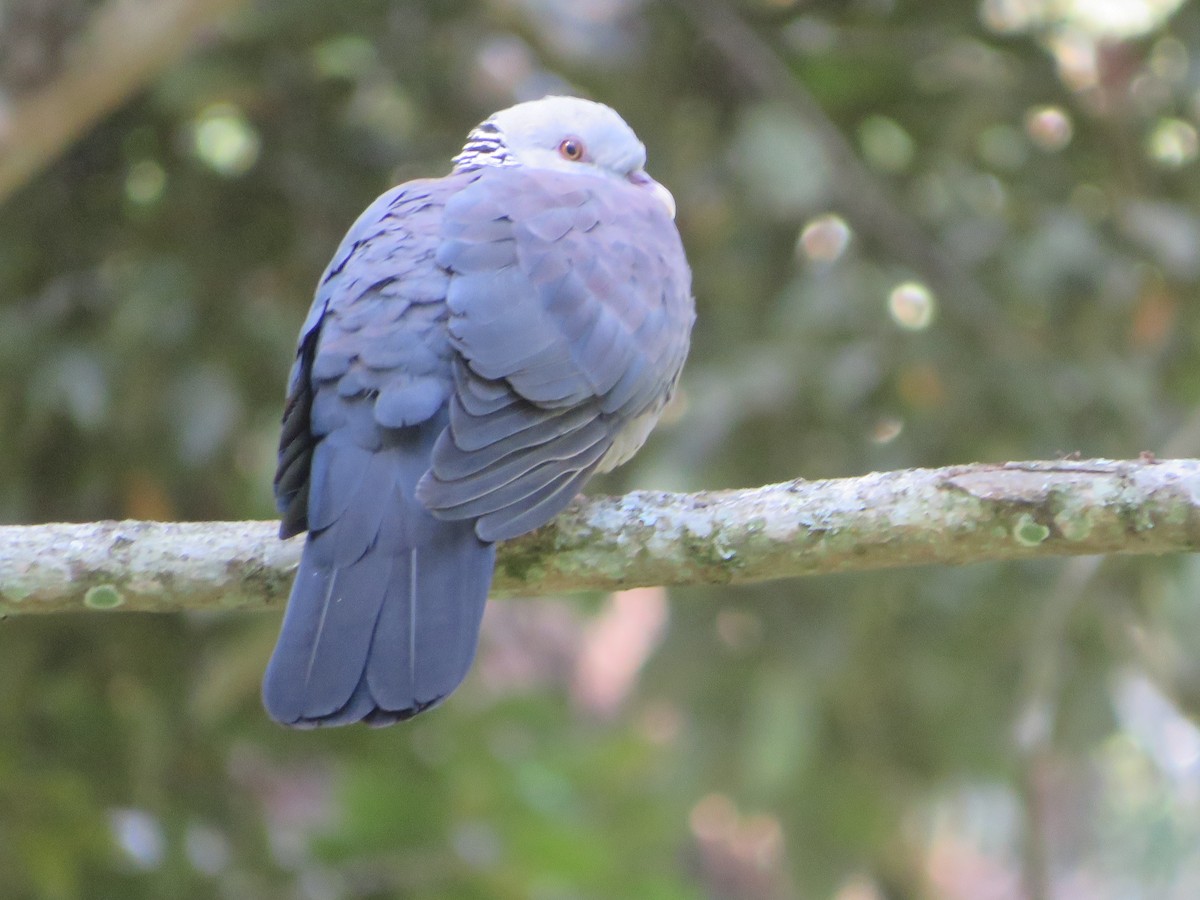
[596,407,661,473]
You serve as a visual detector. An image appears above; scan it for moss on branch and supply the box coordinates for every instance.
[2,458,1198,615]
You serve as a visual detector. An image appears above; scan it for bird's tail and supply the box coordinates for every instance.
[262,436,495,727]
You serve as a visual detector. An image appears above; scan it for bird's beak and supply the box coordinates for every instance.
[629,170,677,220]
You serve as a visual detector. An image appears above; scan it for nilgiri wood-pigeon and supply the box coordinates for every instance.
[263,96,694,727]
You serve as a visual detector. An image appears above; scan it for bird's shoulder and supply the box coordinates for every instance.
[414,163,695,541]
[434,164,693,413]
[314,175,471,318]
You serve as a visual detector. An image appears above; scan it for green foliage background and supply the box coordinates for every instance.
[3,0,1200,897]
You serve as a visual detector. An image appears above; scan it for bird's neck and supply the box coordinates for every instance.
[451,121,519,172]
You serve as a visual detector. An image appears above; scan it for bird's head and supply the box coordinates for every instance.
[452,96,676,219]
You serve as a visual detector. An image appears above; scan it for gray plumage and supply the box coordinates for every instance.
[263,96,694,727]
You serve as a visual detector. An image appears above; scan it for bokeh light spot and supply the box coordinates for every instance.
[191,103,261,177]
[1025,106,1073,152]
[982,0,1187,39]
[858,115,915,173]
[1146,117,1198,168]
[888,281,937,330]
[109,808,165,870]
[871,417,905,445]
[690,793,738,842]
[979,0,1038,34]
[797,213,852,263]
[124,159,166,205]
[1058,0,1187,39]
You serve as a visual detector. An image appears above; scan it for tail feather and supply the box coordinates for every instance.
[366,528,495,710]
[263,435,495,728]
[262,534,390,724]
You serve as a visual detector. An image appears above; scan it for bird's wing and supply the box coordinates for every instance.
[265,175,496,727]
[274,178,456,537]
[417,166,694,542]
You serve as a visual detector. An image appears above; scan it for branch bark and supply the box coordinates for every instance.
[2,458,1198,615]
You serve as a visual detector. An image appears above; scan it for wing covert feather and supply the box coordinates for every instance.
[419,166,693,538]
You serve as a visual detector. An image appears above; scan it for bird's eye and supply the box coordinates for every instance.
[558,137,586,161]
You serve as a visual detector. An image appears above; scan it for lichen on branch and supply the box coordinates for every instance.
[1,458,1198,615]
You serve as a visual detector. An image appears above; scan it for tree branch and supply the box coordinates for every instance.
[0,0,248,206]
[2,458,1198,615]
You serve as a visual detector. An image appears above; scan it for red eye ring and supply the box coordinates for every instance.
[558,137,586,161]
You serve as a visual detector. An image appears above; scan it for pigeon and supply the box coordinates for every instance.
[263,96,694,727]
